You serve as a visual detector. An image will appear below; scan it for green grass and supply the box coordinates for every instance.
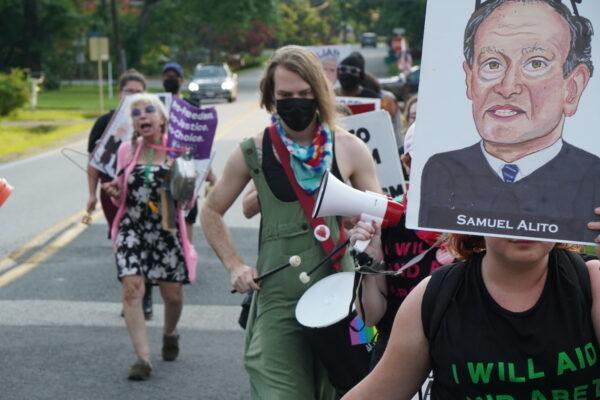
[2,109,92,121]
[37,84,120,115]
[0,121,92,159]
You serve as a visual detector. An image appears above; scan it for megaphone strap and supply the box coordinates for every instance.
[268,124,347,271]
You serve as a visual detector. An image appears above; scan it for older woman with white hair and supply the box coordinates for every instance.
[103,93,196,380]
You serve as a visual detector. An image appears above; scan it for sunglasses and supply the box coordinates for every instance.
[337,65,362,77]
[131,104,157,118]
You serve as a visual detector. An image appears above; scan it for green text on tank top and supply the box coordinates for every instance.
[240,137,353,318]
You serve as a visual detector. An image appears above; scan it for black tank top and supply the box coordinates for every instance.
[369,215,444,370]
[262,128,342,202]
[378,215,442,335]
[430,251,600,398]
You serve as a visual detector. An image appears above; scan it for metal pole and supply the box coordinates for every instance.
[108,60,113,99]
[97,41,104,113]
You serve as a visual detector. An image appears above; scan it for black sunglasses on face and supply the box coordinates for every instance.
[337,65,362,77]
[131,104,157,118]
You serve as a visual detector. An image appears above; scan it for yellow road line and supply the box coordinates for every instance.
[0,210,89,273]
[0,211,101,287]
[215,102,261,140]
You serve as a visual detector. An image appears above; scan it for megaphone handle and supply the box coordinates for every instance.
[353,238,371,253]
[352,214,382,253]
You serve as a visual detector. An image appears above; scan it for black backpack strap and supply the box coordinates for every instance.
[421,262,467,342]
[560,249,592,308]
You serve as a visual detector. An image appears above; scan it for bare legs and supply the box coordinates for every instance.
[121,276,184,362]
[160,282,183,337]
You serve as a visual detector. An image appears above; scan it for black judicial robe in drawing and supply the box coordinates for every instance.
[418,141,600,243]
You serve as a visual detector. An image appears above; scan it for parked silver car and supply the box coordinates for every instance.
[187,63,238,103]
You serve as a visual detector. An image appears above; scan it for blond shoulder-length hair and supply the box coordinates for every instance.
[260,45,336,128]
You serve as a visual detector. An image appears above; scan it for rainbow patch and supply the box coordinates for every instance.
[349,315,378,346]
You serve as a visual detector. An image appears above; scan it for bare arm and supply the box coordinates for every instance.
[200,145,259,293]
[336,129,382,193]
[588,207,600,343]
[242,182,260,219]
[86,164,100,213]
[587,260,600,344]
[206,167,217,185]
[342,277,431,400]
[350,220,387,326]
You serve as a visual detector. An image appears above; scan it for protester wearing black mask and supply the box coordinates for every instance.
[160,61,217,241]
[275,97,318,132]
[201,45,381,399]
[336,52,380,98]
[162,62,184,95]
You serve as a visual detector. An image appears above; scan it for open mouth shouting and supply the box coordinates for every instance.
[139,122,154,134]
[486,105,526,120]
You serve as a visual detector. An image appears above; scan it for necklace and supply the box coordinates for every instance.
[142,140,160,214]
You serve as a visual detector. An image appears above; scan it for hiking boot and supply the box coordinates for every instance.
[127,359,152,381]
[162,334,180,361]
[143,282,153,320]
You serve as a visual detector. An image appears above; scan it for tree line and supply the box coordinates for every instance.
[0,0,425,87]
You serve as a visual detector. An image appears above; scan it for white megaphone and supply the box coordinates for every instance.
[312,172,405,253]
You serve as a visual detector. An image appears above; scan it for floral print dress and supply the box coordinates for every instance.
[115,164,188,284]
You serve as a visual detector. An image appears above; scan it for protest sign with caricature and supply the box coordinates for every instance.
[406,0,600,244]
[306,45,352,85]
[90,92,172,177]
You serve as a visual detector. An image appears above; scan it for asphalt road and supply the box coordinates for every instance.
[0,45,396,400]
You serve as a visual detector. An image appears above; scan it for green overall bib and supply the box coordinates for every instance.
[241,137,353,400]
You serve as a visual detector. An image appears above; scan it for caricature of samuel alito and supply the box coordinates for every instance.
[419,0,600,242]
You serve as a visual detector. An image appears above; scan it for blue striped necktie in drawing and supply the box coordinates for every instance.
[502,163,519,183]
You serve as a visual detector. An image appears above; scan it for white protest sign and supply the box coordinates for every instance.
[336,96,381,110]
[89,93,172,177]
[306,45,352,85]
[339,110,406,197]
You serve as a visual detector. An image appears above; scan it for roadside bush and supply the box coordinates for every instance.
[0,69,29,116]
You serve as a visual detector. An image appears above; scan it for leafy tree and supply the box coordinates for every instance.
[118,0,275,73]
[274,0,335,46]
[376,0,426,50]
[0,0,84,86]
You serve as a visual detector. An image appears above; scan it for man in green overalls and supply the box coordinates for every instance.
[201,45,380,399]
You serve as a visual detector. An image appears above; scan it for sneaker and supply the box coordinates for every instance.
[161,334,180,361]
[143,283,153,320]
[127,359,152,381]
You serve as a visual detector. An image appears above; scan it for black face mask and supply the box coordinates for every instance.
[163,77,181,94]
[338,73,361,91]
[276,98,317,132]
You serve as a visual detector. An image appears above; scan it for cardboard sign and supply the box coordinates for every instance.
[406,0,600,244]
[339,110,406,197]
[167,98,217,159]
[306,45,352,85]
[166,97,217,193]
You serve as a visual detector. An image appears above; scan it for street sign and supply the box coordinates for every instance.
[88,37,109,62]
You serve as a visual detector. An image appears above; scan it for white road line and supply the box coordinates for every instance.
[0,300,243,331]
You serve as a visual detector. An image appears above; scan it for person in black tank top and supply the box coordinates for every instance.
[349,128,455,371]
[342,234,600,399]
[241,128,345,216]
